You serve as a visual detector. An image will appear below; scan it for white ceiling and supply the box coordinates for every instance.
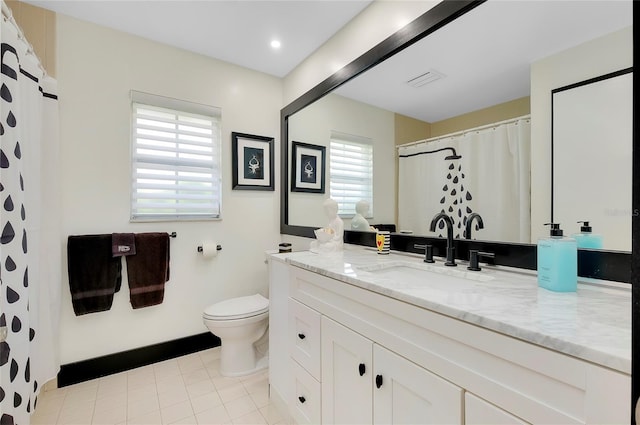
[334,0,633,123]
[23,0,373,78]
[22,0,633,121]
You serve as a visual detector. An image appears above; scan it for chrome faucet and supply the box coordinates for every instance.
[429,212,456,267]
[465,213,484,239]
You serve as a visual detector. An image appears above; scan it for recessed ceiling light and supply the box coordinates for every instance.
[270,40,281,49]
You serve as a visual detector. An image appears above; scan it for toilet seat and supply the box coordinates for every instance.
[203,294,269,320]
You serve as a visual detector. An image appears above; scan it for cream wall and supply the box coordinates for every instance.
[57,15,282,363]
[394,113,431,146]
[6,0,56,76]
[283,1,438,104]
[530,27,632,242]
[288,94,396,228]
[431,97,530,138]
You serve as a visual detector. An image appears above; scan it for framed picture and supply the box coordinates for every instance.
[291,141,326,193]
[232,132,274,191]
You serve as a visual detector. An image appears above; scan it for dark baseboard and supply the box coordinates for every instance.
[57,332,221,387]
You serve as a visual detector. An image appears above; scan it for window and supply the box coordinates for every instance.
[130,91,222,221]
[329,131,373,217]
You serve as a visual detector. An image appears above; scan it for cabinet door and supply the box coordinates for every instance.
[373,345,463,425]
[465,393,529,425]
[321,316,373,424]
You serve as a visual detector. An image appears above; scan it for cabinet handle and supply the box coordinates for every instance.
[298,396,306,403]
[375,374,383,388]
[359,363,366,376]
[298,333,306,340]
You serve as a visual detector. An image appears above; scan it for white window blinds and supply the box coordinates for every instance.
[330,132,374,217]
[131,91,222,221]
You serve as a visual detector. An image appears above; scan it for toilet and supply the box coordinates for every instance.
[203,294,269,377]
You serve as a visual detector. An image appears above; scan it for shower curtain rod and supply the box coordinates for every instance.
[397,114,531,149]
[1,0,48,76]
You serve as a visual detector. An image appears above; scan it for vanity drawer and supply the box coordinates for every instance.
[289,298,321,379]
[290,360,321,425]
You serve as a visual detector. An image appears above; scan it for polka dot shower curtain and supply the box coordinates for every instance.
[1,3,62,424]
[397,117,531,243]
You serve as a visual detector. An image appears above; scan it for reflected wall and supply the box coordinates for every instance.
[288,94,396,228]
[530,26,633,247]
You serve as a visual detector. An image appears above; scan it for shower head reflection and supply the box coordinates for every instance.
[444,148,461,160]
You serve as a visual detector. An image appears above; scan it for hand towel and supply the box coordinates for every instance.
[112,233,136,257]
[125,232,170,309]
[67,235,122,316]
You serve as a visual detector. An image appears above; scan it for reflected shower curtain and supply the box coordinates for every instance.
[1,4,61,424]
[398,117,530,243]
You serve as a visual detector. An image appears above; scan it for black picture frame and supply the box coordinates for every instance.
[232,132,274,191]
[291,141,326,193]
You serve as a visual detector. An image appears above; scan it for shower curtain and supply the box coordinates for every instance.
[1,3,61,424]
[398,117,530,243]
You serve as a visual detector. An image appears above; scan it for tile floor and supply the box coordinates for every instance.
[30,348,286,425]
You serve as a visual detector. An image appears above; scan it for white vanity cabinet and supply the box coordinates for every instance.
[268,257,292,420]
[290,299,321,378]
[291,359,321,424]
[289,298,322,424]
[321,316,373,424]
[269,255,630,425]
[321,316,462,424]
[373,342,463,424]
[465,393,529,425]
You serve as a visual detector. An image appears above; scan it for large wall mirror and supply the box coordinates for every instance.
[552,69,633,252]
[281,0,633,256]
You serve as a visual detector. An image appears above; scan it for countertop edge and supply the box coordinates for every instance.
[285,253,630,375]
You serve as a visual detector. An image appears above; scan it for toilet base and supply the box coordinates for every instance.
[221,355,268,377]
[202,301,269,377]
[220,348,268,377]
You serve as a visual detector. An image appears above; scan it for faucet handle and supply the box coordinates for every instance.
[478,251,495,259]
[413,244,435,263]
[468,250,481,271]
[467,250,495,271]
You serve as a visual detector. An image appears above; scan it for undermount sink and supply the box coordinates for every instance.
[356,260,495,284]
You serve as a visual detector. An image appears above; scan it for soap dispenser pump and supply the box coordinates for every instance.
[537,223,577,292]
[572,221,603,249]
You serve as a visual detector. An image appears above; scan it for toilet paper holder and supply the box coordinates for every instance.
[197,244,222,253]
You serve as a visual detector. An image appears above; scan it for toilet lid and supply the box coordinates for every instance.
[203,294,269,320]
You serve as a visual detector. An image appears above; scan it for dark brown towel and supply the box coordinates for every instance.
[112,233,136,257]
[67,235,122,316]
[125,232,170,309]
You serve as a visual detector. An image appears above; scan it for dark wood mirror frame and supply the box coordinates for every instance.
[279,0,632,283]
[280,2,637,416]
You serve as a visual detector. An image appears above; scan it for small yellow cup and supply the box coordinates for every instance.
[376,231,390,254]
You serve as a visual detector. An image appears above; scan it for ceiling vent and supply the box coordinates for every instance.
[406,69,445,88]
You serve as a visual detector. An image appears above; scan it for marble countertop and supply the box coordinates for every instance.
[276,247,631,374]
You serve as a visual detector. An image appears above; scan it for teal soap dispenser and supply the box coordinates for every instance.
[572,221,603,249]
[537,223,577,292]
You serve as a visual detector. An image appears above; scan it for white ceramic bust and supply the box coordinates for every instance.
[351,200,373,231]
[310,198,344,253]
